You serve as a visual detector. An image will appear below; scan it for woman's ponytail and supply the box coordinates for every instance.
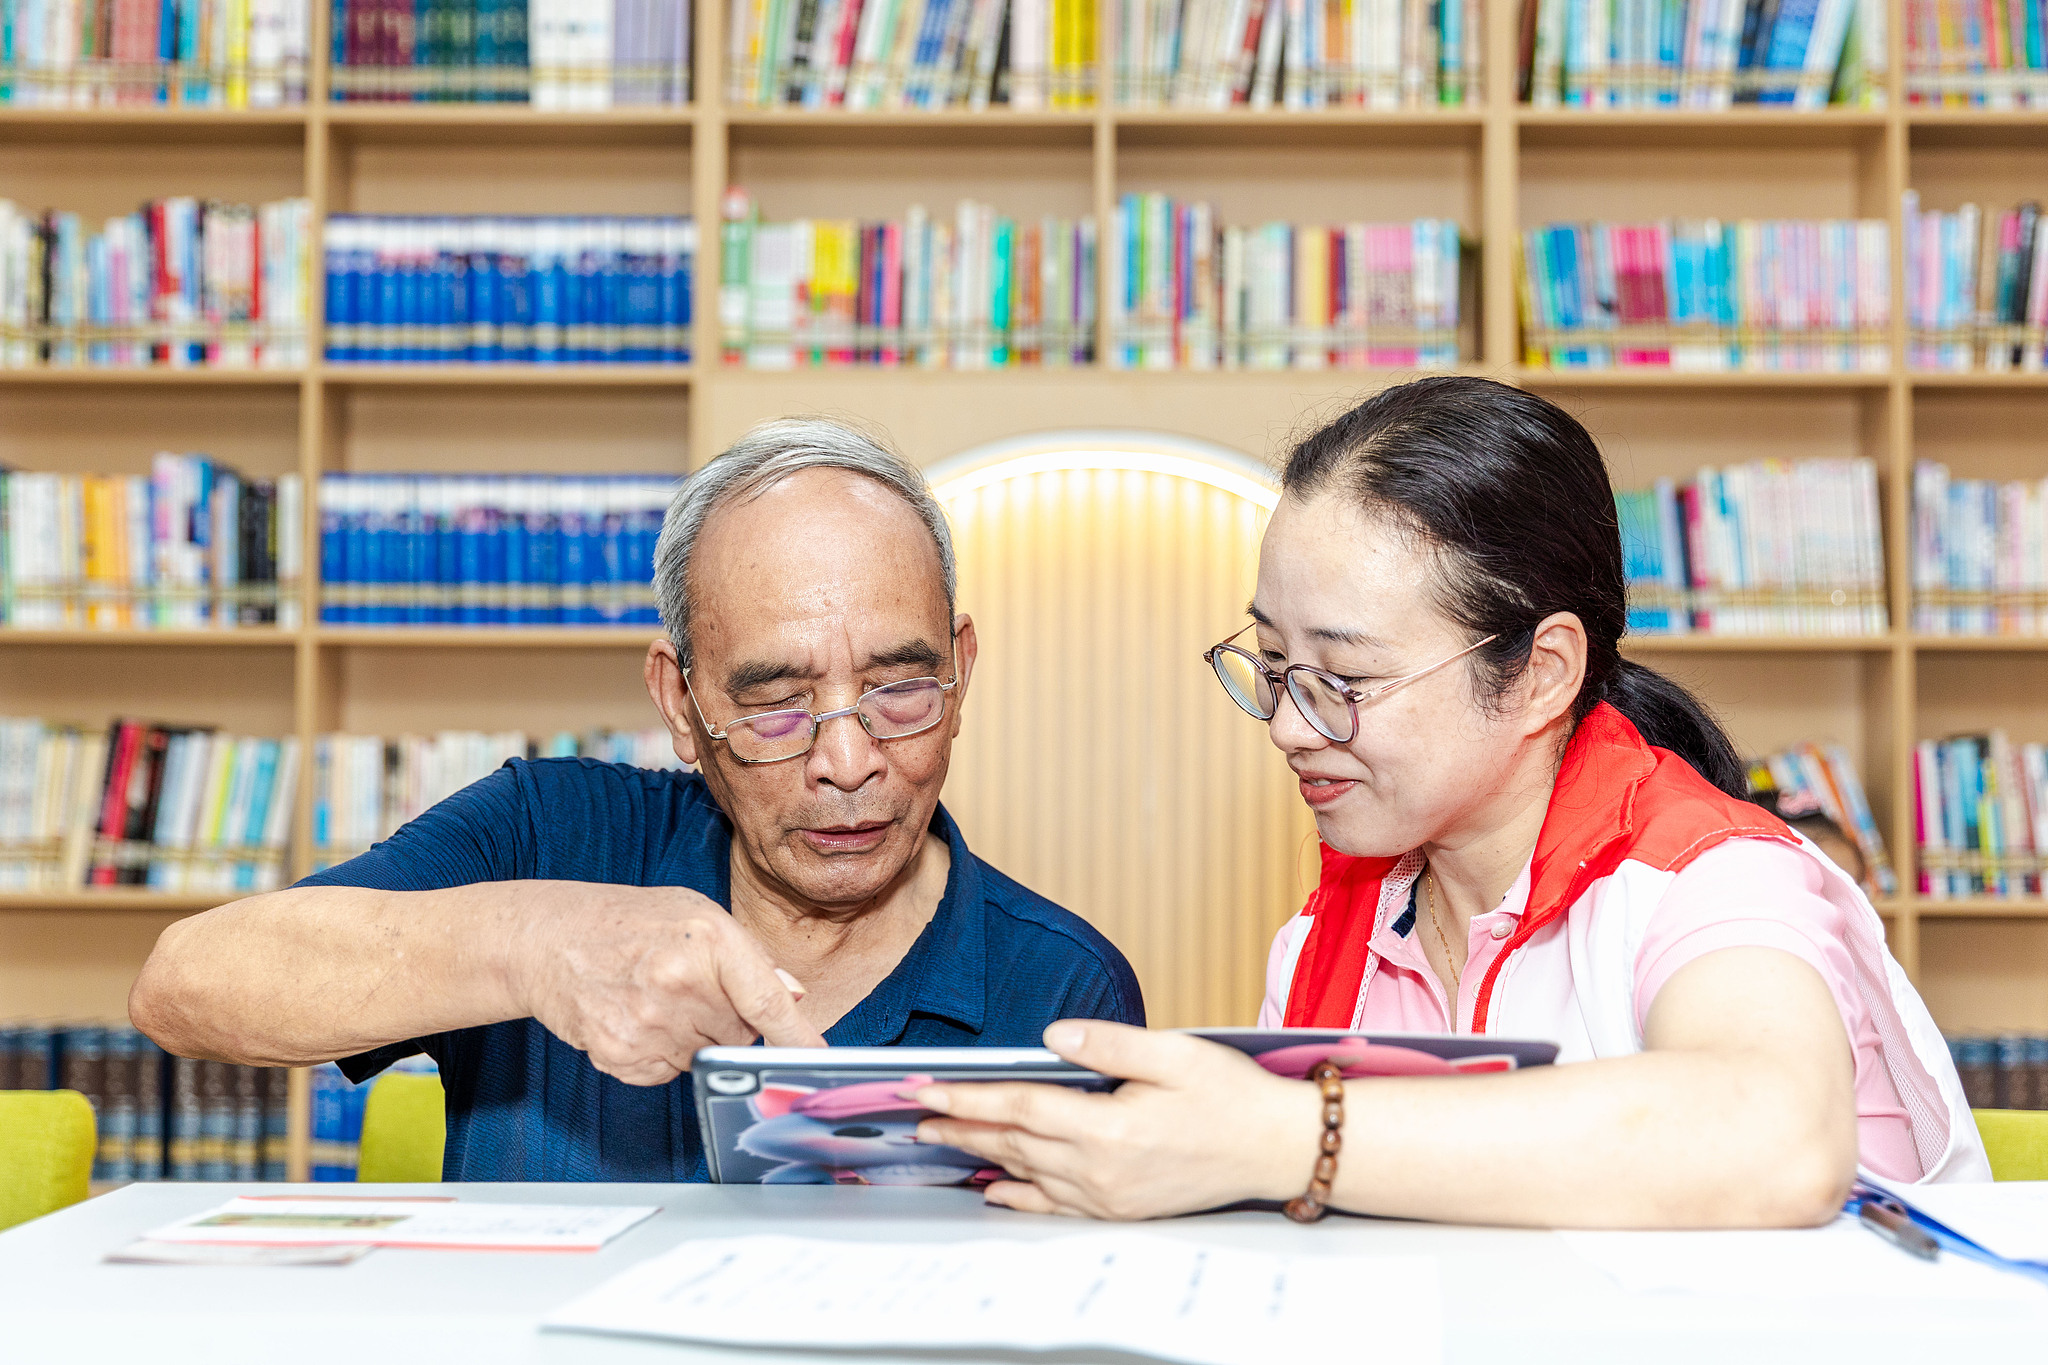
[1282,376,1751,800]
[1598,658,1747,799]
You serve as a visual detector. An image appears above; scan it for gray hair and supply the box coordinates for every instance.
[654,417,959,668]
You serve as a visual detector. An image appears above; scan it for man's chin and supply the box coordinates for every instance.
[773,829,919,909]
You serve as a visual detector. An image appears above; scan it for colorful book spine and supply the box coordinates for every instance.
[1949,1034,2048,1109]
[733,0,1043,107]
[1903,193,2048,372]
[1112,0,1481,108]
[1747,742,1899,895]
[0,197,312,371]
[1523,0,1883,107]
[722,193,1097,368]
[310,726,682,868]
[0,0,310,106]
[1517,217,1891,373]
[323,215,693,366]
[1910,458,2048,636]
[0,462,304,629]
[0,1024,287,1179]
[1907,0,2048,105]
[1915,730,2048,898]
[0,718,299,893]
[332,0,688,103]
[1615,459,1888,639]
[1106,197,1462,371]
[310,1054,437,1179]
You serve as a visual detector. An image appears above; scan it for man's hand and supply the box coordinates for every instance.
[514,885,827,1086]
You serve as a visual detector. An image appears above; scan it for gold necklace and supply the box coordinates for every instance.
[1423,868,1459,983]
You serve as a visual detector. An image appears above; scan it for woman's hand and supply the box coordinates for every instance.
[914,1021,1322,1220]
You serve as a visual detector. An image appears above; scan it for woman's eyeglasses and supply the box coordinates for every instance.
[1202,627,1498,744]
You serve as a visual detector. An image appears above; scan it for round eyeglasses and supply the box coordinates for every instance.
[1202,627,1498,744]
[683,663,959,766]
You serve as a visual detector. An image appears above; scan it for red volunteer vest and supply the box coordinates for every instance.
[1281,702,1797,1032]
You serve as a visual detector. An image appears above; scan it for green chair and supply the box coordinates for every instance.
[357,1071,446,1183]
[0,1090,96,1231]
[1974,1109,2048,1182]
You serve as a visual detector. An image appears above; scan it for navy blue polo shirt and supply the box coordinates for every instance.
[297,758,1144,1182]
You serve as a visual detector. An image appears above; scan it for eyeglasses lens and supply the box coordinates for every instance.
[1287,671,1359,744]
[726,708,818,763]
[1212,648,1278,720]
[859,679,947,736]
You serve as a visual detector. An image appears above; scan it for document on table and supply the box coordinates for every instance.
[1863,1177,2048,1264]
[143,1197,658,1251]
[543,1232,1442,1365]
[1561,1215,2047,1300]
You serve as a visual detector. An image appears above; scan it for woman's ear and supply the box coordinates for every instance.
[1521,612,1588,736]
[644,637,702,768]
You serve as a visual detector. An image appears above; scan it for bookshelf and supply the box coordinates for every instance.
[10,0,2048,1175]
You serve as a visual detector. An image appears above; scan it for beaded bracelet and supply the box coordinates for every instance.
[1283,1059,1346,1223]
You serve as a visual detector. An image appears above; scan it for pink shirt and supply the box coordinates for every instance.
[1259,837,1922,1182]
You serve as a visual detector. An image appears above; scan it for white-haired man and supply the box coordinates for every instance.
[131,419,1143,1181]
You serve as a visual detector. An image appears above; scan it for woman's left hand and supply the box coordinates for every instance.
[914,1021,1320,1220]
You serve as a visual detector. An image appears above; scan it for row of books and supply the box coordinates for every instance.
[726,0,1092,108]
[1616,459,1889,637]
[1903,195,2048,372]
[1517,218,1892,373]
[1108,196,1463,370]
[1915,731,2048,897]
[0,719,299,892]
[1906,0,2048,106]
[0,0,311,106]
[331,0,692,103]
[1951,1034,2048,1110]
[720,190,1099,368]
[319,472,673,623]
[0,1024,291,1181]
[323,215,696,365]
[1747,742,1896,894]
[311,726,679,867]
[1521,0,1886,108]
[1,197,314,371]
[0,459,306,629]
[1109,0,1482,108]
[1910,460,2048,636]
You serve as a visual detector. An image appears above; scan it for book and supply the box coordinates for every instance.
[1910,458,2048,636]
[0,0,310,106]
[323,215,694,366]
[1747,742,1898,894]
[310,726,682,868]
[1615,459,1889,638]
[1908,0,2048,104]
[1903,194,2048,373]
[1950,1034,2048,1109]
[0,198,313,370]
[1522,0,1881,106]
[333,0,686,102]
[1914,731,2048,898]
[1518,217,1891,373]
[0,718,298,892]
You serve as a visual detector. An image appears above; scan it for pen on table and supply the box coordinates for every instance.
[1855,1196,1940,1262]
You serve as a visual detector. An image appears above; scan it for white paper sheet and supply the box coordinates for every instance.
[144,1197,658,1251]
[1865,1178,2048,1264]
[543,1232,1442,1365]
[1562,1215,2047,1300]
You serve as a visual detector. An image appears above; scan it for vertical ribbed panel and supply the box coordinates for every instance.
[939,468,1317,1028]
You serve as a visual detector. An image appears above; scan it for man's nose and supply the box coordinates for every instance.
[806,708,888,790]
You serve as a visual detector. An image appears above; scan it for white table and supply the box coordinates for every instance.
[2,1181,2043,1363]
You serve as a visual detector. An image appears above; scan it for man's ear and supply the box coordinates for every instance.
[948,613,978,738]
[645,637,702,768]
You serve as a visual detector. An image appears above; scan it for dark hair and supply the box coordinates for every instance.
[1279,375,1747,799]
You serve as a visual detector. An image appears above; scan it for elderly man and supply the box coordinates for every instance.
[129,419,1144,1181]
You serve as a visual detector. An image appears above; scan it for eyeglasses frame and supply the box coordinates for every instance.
[682,644,962,767]
[1202,626,1500,744]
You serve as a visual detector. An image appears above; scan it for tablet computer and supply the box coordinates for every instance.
[691,1029,1558,1186]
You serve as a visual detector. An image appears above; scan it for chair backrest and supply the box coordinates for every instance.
[0,1090,96,1231]
[1973,1109,2048,1182]
[356,1072,446,1183]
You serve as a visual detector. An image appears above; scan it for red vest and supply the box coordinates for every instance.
[1282,701,1797,1031]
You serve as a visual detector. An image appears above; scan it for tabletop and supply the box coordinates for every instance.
[3,1181,2046,1364]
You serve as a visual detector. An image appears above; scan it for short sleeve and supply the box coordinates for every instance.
[1633,838,1858,1035]
[1055,962,1147,1028]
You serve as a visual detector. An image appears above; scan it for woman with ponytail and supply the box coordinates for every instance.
[916,376,1988,1226]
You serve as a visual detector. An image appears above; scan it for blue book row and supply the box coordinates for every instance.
[310,1056,437,1179]
[319,472,676,626]
[323,215,695,364]
[0,1023,290,1181]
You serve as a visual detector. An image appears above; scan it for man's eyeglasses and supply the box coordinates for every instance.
[1202,627,1498,744]
[684,653,959,766]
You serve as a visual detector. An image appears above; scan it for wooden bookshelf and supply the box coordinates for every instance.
[12,0,2048,1172]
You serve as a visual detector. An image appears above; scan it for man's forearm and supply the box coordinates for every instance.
[128,882,540,1067]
